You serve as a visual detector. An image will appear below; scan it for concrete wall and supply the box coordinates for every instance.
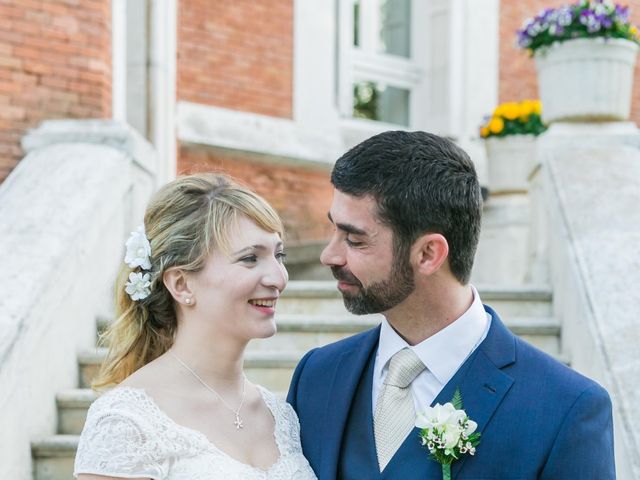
[540,123,640,479]
[0,120,155,479]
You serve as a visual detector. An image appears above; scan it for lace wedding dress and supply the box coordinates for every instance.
[74,386,317,480]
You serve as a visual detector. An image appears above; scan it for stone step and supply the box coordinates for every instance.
[98,313,560,356]
[79,323,565,392]
[56,389,97,437]
[31,435,77,480]
[78,349,303,391]
[248,314,561,355]
[276,281,553,317]
[98,283,553,326]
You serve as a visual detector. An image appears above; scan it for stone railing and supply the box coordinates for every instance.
[0,120,156,479]
[539,122,640,480]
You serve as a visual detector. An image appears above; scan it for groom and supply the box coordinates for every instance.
[287,131,615,479]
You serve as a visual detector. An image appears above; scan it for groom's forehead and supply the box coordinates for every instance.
[329,192,378,227]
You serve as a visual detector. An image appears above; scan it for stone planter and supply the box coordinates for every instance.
[535,37,639,123]
[484,135,537,194]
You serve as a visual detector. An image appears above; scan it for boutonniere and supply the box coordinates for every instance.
[415,388,481,480]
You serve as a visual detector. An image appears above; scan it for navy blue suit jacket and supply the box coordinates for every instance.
[287,306,615,479]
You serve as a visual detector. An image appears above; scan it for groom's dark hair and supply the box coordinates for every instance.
[330,130,482,284]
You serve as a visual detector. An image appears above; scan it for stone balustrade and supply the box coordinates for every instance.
[0,120,156,479]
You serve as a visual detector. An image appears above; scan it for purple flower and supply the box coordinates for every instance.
[526,18,545,36]
[598,14,613,29]
[549,23,565,36]
[516,30,532,47]
[538,7,556,24]
[515,0,638,52]
[614,5,629,23]
[557,6,573,26]
[580,9,602,32]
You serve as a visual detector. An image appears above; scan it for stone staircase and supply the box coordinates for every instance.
[31,281,563,480]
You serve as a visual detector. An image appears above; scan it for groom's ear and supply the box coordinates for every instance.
[411,233,449,277]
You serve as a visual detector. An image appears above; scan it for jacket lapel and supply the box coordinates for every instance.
[430,307,516,479]
[319,326,381,480]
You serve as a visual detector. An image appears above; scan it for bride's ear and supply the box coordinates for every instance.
[163,268,195,307]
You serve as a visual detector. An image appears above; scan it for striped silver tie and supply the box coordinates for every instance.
[374,348,426,471]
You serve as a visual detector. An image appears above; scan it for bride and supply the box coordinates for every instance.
[74,174,317,479]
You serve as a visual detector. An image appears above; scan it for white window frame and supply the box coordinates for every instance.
[337,0,426,130]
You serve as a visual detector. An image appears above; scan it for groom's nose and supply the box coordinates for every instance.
[320,234,345,267]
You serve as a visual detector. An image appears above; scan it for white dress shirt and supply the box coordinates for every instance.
[372,285,491,414]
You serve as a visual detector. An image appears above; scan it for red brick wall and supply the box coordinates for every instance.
[0,0,112,182]
[177,0,293,118]
[179,145,333,243]
[177,0,302,237]
[499,0,640,124]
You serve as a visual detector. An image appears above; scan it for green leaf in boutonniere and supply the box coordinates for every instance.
[415,388,481,480]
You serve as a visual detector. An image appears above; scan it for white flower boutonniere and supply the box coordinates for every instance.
[416,388,481,480]
[124,225,152,270]
[125,272,152,301]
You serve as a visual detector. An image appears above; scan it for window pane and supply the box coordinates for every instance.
[379,0,411,57]
[353,81,410,126]
[353,0,360,47]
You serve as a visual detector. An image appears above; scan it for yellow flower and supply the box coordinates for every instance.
[519,100,534,117]
[532,100,542,115]
[488,117,504,134]
[501,102,520,120]
[631,26,638,37]
[480,126,490,138]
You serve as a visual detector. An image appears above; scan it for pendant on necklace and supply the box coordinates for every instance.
[234,412,244,430]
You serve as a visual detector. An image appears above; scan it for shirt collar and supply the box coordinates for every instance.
[376,285,489,385]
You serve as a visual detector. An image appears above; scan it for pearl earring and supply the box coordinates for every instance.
[185,298,192,305]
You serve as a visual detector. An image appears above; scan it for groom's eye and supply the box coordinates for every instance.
[345,237,364,247]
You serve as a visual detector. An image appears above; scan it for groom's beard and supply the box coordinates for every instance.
[331,253,415,315]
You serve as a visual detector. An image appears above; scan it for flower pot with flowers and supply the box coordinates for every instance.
[517,0,640,123]
[480,100,547,194]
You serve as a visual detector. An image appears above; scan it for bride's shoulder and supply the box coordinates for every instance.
[75,387,170,479]
[85,384,173,439]
[90,385,153,414]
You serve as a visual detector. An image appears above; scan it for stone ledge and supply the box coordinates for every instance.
[22,119,156,175]
[31,435,79,458]
[282,281,552,301]
[79,349,304,368]
[97,313,558,336]
[56,389,97,408]
[178,101,342,170]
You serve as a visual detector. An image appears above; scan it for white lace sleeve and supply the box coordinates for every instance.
[74,396,167,479]
[280,402,304,456]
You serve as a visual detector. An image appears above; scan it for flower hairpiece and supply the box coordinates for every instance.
[124,225,152,269]
[123,225,152,301]
[125,272,152,301]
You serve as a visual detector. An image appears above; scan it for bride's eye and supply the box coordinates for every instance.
[240,255,258,264]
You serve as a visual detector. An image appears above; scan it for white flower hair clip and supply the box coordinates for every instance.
[125,272,152,301]
[124,225,152,269]
[123,225,152,301]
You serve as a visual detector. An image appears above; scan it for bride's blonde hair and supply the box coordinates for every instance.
[93,173,283,390]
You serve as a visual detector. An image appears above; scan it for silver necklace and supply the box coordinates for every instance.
[169,350,247,430]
